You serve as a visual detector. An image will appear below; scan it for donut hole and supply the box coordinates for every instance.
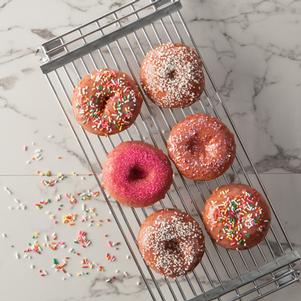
[167,69,176,80]
[128,165,147,181]
[97,95,112,112]
[163,240,180,253]
[186,135,202,153]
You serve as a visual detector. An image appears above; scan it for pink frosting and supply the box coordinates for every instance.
[102,141,173,207]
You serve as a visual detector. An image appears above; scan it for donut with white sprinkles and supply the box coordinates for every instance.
[137,208,205,278]
[202,184,271,250]
[140,43,205,108]
[72,69,143,136]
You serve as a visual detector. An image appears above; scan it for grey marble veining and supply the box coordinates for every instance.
[0,0,301,300]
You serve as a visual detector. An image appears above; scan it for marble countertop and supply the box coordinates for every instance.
[1,0,301,300]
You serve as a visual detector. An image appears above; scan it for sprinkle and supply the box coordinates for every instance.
[105,253,116,262]
[53,258,68,272]
[32,232,40,239]
[30,264,35,269]
[42,173,66,187]
[123,271,129,277]
[3,186,12,195]
[13,198,20,204]
[23,145,28,151]
[126,254,131,260]
[74,231,91,248]
[65,193,77,205]
[24,241,43,254]
[21,204,27,210]
[62,213,77,226]
[39,269,48,277]
[136,281,141,286]
[53,258,59,265]
[35,198,51,209]
[44,235,49,243]
[37,170,52,177]
[98,266,105,272]
[55,194,62,201]
[78,190,100,201]
[24,253,32,259]
[81,257,94,269]
[1,233,7,238]
[15,252,20,259]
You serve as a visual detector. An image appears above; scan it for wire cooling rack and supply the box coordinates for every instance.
[38,0,300,300]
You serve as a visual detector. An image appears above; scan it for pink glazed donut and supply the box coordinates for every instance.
[102,141,173,207]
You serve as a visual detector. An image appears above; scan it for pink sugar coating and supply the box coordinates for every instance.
[102,141,173,207]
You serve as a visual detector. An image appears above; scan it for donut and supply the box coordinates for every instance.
[140,43,205,108]
[72,68,143,136]
[137,209,205,278]
[102,141,173,208]
[167,113,236,181]
[202,184,271,250]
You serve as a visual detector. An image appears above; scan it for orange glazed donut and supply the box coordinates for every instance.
[202,184,271,250]
[140,43,205,108]
[137,209,205,278]
[167,113,236,180]
[72,69,143,136]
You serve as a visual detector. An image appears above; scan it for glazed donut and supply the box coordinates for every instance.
[137,209,205,278]
[140,43,205,108]
[202,184,271,250]
[167,113,236,180]
[102,141,173,207]
[72,68,143,136]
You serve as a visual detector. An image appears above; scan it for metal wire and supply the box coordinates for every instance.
[44,0,172,56]
[38,1,300,300]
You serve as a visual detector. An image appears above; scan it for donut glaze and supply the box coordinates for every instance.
[167,113,236,181]
[140,43,205,108]
[202,184,271,250]
[137,209,205,278]
[102,141,173,207]
[72,69,143,136]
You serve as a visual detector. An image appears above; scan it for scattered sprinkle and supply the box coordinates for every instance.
[39,269,48,277]
[3,186,12,195]
[62,213,77,226]
[35,199,51,209]
[74,231,91,248]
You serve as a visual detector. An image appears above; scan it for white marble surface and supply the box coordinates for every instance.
[0,0,301,300]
